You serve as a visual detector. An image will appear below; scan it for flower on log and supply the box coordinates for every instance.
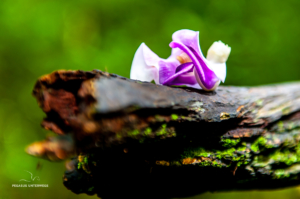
[130,29,231,91]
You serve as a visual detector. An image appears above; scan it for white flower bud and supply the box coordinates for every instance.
[206,41,231,63]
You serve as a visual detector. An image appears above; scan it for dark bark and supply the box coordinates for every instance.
[30,70,300,199]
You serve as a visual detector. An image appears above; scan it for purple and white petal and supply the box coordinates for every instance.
[167,47,182,62]
[130,43,161,83]
[175,62,193,73]
[206,41,230,83]
[172,29,205,58]
[206,61,226,83]
[170,41,220,91]
[175,73,201,89]
[162,62,193,85]
[162,62,200,89]
[158,60,177,84]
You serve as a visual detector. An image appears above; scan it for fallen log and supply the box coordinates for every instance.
[28,70,300,199]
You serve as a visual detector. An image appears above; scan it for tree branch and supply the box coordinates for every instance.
[29,70,300,199]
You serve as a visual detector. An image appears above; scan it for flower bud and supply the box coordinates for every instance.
[207,41,231,63]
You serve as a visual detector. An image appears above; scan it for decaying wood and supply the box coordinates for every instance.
[29,70,300,199]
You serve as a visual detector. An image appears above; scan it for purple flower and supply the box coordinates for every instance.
[130,29,231,91]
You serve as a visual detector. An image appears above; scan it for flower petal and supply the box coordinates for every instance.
[130,43,160,83]
[175,62,194,73]
[172,29,205,58]
[168,47,182,61]
[169,41,219,91]
[174,73,200,88]
[162,62,200,88]
[162,62,194,85]
[207,61,226,83]
[158,60,177,84]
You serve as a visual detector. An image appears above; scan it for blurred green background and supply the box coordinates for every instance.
[1,0,300,198]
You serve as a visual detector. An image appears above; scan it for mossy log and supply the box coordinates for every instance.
[30,70,300,199]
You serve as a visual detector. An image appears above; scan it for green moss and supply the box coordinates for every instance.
[212,160,224,168]
[221,138,241,148]
[88,187,94,192]
[277,121,284,132]
[182,146,248,167]
[250,142,300,171]
[128,130,140,137]
[282,107,291,115]
[237,161,249,167]
[116,133,122,139]
[273,169,290,179]
[200,152,210,157]
[287,122,296,130]
[171,161,182,166]
[171,114,179,120]
[199,160,211,166]
[181,133,300,169]
[179,115,194,121]
[237,146,247,152]
[275,121,300,132]
[215,148,236,159]
[185,147,240,160]
[144,127,152,136]
[270,148,300,166]
[157,124,167,136]
[250,137,268,152]
[256,99,264,106]
[183,147,210,158]
[84,156,88,164]
[77,155,91,174]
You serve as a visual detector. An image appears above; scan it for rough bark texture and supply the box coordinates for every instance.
[30,70,300,199]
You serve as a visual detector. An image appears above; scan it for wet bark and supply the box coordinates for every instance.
[30,70,300,199]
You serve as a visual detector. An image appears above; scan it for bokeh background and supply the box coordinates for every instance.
[1,0,300,198]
